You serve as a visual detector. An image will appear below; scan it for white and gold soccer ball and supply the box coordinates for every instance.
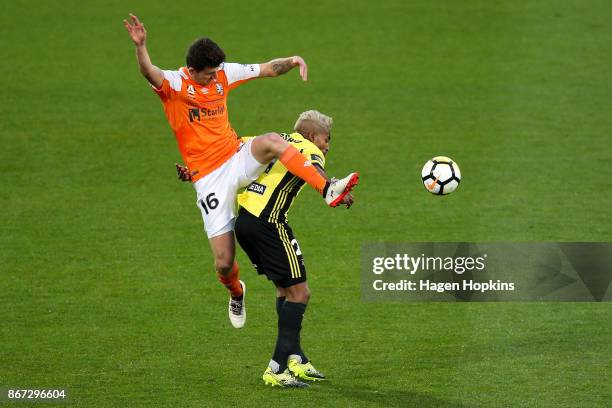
[421,156,461,195]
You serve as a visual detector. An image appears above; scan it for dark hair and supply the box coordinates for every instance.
[185,38,226,71]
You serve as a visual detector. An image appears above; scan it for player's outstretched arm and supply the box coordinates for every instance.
[259,56,308,81]
[123,13,164,88]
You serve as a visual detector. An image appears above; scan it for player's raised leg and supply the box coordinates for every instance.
[250,133,359,207]
[209,231,246,328]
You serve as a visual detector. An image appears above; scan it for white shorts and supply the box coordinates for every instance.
[193,138,267,238]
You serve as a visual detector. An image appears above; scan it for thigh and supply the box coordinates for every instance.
[236,212,307,288]
[193,159,239,238]
[234,211,264,274]
[273,223,307,288]
[234,138,268,188]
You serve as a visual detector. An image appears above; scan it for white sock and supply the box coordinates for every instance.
[288,354,302,363]
[268,359,280,373]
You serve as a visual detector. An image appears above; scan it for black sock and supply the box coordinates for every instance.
[293,320,309,364]
[275,296,286,315]
[272,301,306,372]
[275,296,308,363]
[322,181,330,197]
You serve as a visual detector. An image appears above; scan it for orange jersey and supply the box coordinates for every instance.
[152,63,260,182]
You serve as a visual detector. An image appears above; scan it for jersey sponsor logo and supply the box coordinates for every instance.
[247,182,267,195]
[279,133,303,144]
[188,105,226,122]
[215,83,224,95]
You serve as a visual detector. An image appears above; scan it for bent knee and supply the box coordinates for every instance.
[262,133,287,154]
[288,284,310,303]
[251,132,289,164]
[301,288,311,303]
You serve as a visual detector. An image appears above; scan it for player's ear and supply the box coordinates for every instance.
[303,129,315,141]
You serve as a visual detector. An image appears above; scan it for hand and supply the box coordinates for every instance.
[291,56,308,81]
[123,13,147,46]
[175,163,192,182]
[342,193,354,209]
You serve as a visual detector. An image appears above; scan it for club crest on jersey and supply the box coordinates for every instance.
[187,85,196,97]
[215,83,224,95]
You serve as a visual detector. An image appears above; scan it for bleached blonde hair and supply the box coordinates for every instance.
[293,110,333,135]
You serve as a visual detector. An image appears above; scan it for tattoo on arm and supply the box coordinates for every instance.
[271,59,294,76]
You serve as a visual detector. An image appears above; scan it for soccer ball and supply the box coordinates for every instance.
[421,156,461,195]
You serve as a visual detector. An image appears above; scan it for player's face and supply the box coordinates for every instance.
[312,132,330,155]
[189,66,220,86]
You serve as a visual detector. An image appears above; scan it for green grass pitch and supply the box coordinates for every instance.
[1,0,611,406]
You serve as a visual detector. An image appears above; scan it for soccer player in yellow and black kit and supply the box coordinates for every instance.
[236,110,353,388]
[177,110,353,388]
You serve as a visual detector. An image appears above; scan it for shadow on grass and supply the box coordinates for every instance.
[319,384,476,408]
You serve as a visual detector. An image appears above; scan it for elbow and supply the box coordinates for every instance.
[140,66,152,77]
[261,69,275,78]
[141,67,158,81]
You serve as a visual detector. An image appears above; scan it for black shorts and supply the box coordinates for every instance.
[234,208,306,288]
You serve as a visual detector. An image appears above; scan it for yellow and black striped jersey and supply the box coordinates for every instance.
[238,132,325,223]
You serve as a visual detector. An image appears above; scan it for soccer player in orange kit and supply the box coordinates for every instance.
[123,14,359,328]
